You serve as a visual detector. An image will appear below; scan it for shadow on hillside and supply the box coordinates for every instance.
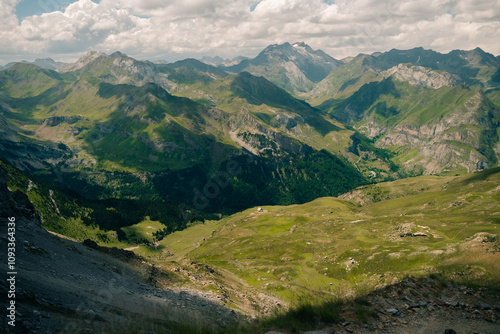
[0,172,241,334]
[258,274,500,334]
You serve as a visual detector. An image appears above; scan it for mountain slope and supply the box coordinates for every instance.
[310,47,500,175]
[0,59,370,212]
[309,47,500,103]
[223,42,342,93]
[322,75,500,174]
[150,167,500,325]
[0,163,240,333]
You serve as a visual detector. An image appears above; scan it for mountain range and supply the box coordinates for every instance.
[1,42,500,333]
[0,42,499,211]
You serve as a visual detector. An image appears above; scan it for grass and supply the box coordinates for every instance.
[4,158,500,332]
[121,217,167,244]
[137,167,500,313]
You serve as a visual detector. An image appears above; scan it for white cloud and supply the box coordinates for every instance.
[0,0,499,64]
[0,0,23,60]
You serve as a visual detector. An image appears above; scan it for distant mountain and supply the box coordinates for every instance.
[309,47,500,104]
[0,56,369,212]
[200,56,251,67]
[306,46,500,174]
[1,45,499,212]
[1,58,67,71]
[222,42,343,93]
[352,47,500,88]
[321,75,500,174]
[200,55,226,65]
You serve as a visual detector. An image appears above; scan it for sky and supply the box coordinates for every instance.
[0,0,499,65]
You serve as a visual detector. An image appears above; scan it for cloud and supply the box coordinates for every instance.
[10,0,149,56]
[0,0,23,58]
[1,0,499,64]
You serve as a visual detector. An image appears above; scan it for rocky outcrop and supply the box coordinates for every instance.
[228,108,308,157]
[43,116,80,127]
[384,64,459,89]
[58,51,107,72]
[356,91,500,174]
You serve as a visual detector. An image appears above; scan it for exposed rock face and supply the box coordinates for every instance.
[355,91,500,174]
[58,51,107,72]
[227,107,312,157]
[0,131,73,172]
[0,169,37,223]
[43,116,80,126]
[384,64,459,89]
[58,51,172,89]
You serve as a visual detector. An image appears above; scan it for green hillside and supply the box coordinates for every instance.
[320,76,500,174]
[0,61,376,213]
[141,167,500,328]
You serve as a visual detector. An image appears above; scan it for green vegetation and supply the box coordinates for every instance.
[0,159,200,245]
[0,62,375,213]
[150,167,500,312]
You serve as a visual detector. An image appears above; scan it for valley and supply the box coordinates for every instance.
[1,43,499,333]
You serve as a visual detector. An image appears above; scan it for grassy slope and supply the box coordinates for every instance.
[172,73,396,180]
[304,59,380,105]
[149,167,500,310]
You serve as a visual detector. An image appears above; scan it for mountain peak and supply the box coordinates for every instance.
[292,41,307,47]
[225,42,342,91]
[110,51,127,58]
[59,51,107,72]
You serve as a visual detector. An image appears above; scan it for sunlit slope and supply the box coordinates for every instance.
[168,167,500,303]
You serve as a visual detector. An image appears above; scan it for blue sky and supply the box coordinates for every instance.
[1,0,499,64]
[15,0,99,20]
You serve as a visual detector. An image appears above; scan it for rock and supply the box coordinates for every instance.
[480,303,492,310]
[384,64,459,89]
[401,232,428,237]
[410,301,428,309]
[444,330,457,334]
[416,309,426,316]
[386,308,399,315]
[43,115,80,127]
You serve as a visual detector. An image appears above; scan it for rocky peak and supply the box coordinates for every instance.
[110,51,127,58]
[58,51,107,72]
[256,42,341,82]
[450,47,499,67]
[383,64,459,89]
